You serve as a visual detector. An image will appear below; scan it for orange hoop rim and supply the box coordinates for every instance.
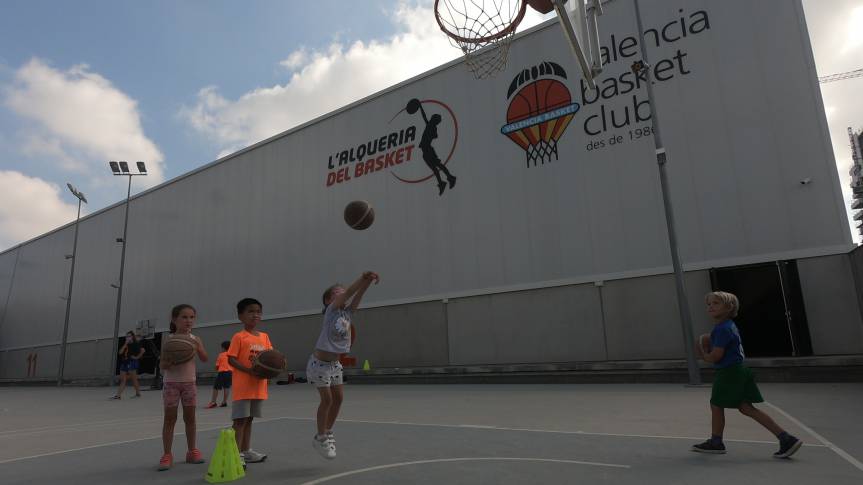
[434,0,529,45]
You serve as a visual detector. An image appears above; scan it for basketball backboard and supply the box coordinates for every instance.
[554,0,603,89]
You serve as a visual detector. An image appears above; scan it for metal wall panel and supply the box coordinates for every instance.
[797,255,863,354]
[0,1,854,370]
[447,285,606,365]
[603,271,713,360]
[1,230,71,349]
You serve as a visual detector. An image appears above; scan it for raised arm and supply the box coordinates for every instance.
[331,271,379,310]
[349,272,379,312]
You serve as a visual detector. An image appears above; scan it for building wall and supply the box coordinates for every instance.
[798,253,863,354]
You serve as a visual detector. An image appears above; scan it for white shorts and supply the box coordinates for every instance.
[306,355,344,388]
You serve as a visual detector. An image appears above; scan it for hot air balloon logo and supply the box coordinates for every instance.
[501,61,579,167]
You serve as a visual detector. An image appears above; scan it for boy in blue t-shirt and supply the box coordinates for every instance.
[692,291,802,458]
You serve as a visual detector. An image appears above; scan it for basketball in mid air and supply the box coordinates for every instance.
[344,200,375,230]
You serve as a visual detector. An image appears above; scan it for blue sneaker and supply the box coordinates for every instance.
[774,436,802,459]
[692,439,727,454]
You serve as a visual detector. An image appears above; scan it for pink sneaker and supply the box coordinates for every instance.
[158,453,173,471]
[186,448,205,464]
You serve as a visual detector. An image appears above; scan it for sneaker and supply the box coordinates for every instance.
[448,175,457,189]
[238,453,246,470]
[186,448,205,464]
[692,439,727,454]
[243,449,267,463]
[313,435,336,460]
[774,436,802,459]
[437,182,446,196]
[205,402,217,409]
[110,395,121,400]
[158,453,173,471]
[219,402,228,407]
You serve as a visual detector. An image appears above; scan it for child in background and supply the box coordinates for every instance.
[226,298,272,464]
[111,331,144,399]
[207,341,232,408]
[693,291,802,458]
[159,304,208,471]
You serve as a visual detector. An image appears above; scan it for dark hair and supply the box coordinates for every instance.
[237,298,262,314]
[321,284,341,313]
[221,340,230,350]
[169,303,196,333]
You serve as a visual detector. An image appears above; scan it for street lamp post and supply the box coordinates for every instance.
[57,183,87,386]
[107,161,147,384]
[631,0,700,385]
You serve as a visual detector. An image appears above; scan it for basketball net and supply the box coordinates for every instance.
[435,0,528,79]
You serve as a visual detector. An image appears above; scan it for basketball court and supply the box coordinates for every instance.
[1,383,861,484]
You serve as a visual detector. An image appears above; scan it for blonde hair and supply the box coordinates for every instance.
[705,291,739,318]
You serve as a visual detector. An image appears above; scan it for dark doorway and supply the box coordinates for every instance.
[709,261,812,357]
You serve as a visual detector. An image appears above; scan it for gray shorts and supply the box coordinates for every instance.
[231,399,263,420]
[306,355,344,388]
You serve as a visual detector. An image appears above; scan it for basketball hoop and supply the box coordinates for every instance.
[434,0,528,79]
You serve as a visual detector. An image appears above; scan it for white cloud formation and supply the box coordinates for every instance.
[280,48,310,71]
[182,1,550,156]
[0,171,78,251]
[840,6,863,54]
[4,59,165,184]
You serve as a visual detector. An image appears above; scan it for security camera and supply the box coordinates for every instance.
[799,178,812,185]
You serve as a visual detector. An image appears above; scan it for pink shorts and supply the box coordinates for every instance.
[163,381,197,408]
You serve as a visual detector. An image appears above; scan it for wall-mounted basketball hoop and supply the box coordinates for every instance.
[435,0,603,87]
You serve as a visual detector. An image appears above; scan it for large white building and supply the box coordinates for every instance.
[2,0,861,382]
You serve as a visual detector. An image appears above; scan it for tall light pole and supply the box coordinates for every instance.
[107,161,147,384]
[57,183,87,386]
[631,0,700,384]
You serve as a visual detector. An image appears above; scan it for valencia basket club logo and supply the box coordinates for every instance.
[501,61,579,167]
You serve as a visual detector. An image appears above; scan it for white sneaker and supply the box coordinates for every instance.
[243,449,267,463]
[313,435,336,459]
[238,453,246,469]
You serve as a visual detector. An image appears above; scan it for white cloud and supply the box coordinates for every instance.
[0,170,78,251]
[182,1,551,155]
[280,48,310,71]
[840,5,863,54]
[3,58,165,185]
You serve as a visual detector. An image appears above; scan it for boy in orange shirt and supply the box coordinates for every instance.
[226,298,272,464]
[206,341,232,408]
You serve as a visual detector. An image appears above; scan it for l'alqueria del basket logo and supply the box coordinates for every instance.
[501,61,580,168]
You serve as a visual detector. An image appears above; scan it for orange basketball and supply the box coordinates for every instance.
[163,334,196,365]
[506,79,572,124]
[697,334,712,355]
[344,200,374,230]
[252,349,287,379]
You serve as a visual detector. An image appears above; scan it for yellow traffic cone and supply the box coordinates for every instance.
[362,359,371,371]
[205,428,246,483]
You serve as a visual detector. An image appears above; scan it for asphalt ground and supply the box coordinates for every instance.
[0,383,861,484]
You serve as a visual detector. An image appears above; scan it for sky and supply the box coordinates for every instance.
[0,0,862,251]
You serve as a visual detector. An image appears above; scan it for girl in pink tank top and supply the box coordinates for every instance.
[158,304,208,471]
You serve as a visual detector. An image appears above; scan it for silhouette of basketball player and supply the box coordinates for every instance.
[411,101,456,195]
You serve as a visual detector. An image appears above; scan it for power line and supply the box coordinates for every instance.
[819,68,863,84]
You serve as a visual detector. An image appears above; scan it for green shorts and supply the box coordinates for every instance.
[710,364,764,408]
